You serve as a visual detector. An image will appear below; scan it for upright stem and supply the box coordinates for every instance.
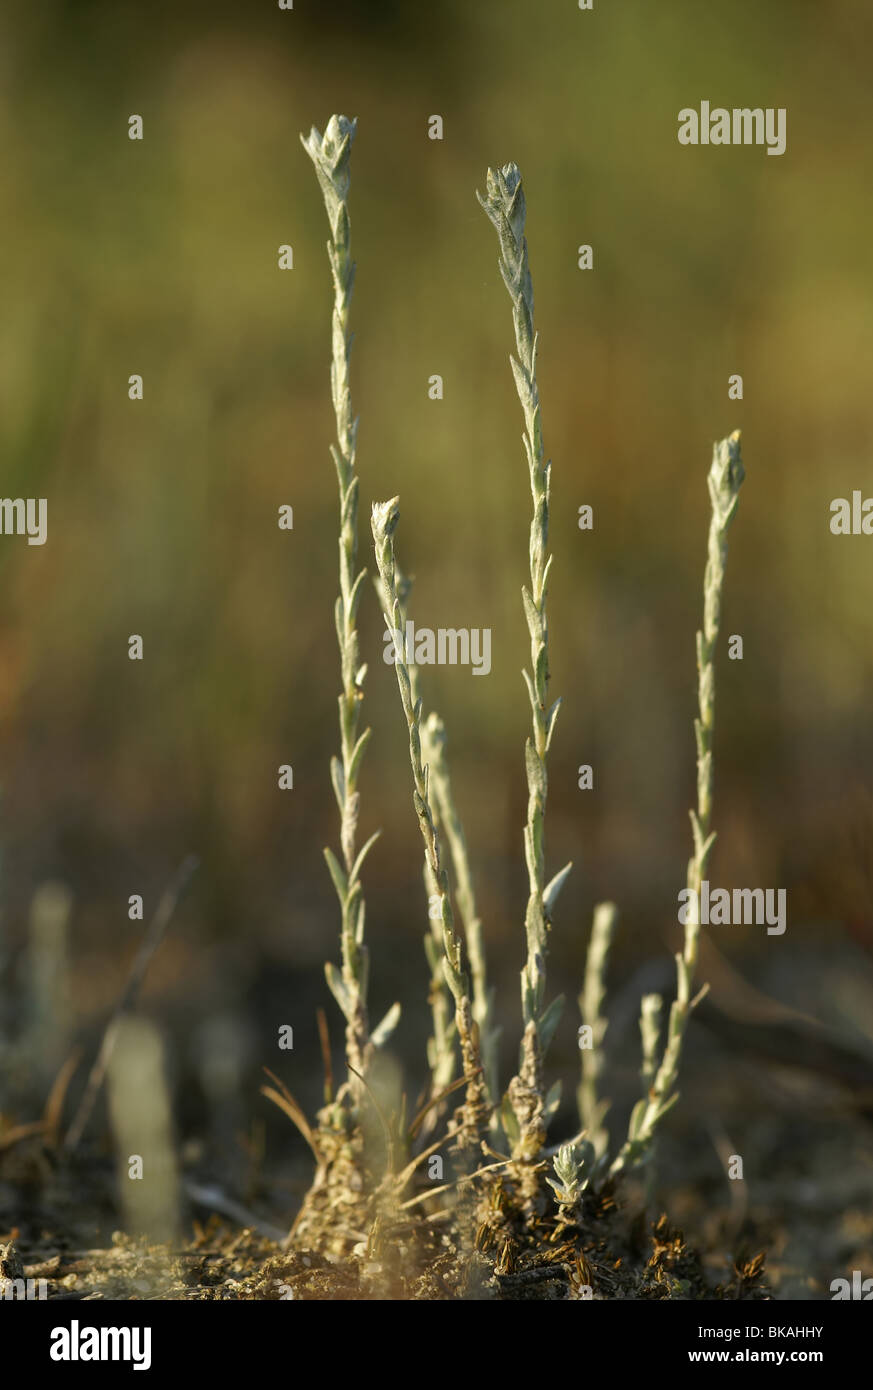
[302,116,373,1089]
[371,499,487,1154]
[419,719,459,1105]
[577,901,617,1157]
[612,431,744,1174]
[374,567,457,1108]
[679,433,743,980]
[639,994,663,1096]
[478,164,561,1161]
[424,713,498,1108]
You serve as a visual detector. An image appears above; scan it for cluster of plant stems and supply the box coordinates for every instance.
[297,114,746,1249]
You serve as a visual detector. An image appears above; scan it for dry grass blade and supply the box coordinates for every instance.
[43,1048,83,1148]
[407,1073,471,1143]
[0,1119,45,1153]
[399,1155,517,1211]
[261,1068,318,1159]
[316,1007,334,1105]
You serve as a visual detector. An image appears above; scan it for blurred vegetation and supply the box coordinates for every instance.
[1,0,872,1124]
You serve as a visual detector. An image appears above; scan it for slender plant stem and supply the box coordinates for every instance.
[577,901,617,1157]
[612,430,744,1174]
[374,566,493,1114]
[424,712,498,1107]
[478,163,566,1162]
[639,993,663,1095]
[371,499,487,1153]
[302,116,375,1091]
[374,566,457,1108]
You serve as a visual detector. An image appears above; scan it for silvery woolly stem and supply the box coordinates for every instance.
[577,902,617,1158]
[612,431,744,1174]
[639,993,663,1095]
[420,719,459,1107]
[478,164,568,1160]
[302,116,374,1089]
[375,570,493,1118]
[374,567,457,1107]
[637,993,664,1201]
[423,711,499,1108]
[371,499,487,1153]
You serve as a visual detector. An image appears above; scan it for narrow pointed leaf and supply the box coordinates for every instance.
[525,737,546,800]
[371,1001,401,1050]
[501,1093,520,1148]
[543,1078,562,1125]
[330,756,345,814]
[349,829,381,889]
[348,726,372,786]
[324,961,352,1021]
[323,847,348,904]
[521,584,541,639]
[537,993,565,1055]
[627,1097,648,1142]
[543,861,573,918]
[521,667,539,719]
[545,697,562,752]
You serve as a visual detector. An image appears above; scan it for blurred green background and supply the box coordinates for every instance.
[1,0,873,1279]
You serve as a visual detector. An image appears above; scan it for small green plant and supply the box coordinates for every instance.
[547,1140,595,1230]
[372,499,488,1155]
[611,430,744,1175]
[476,165,571,1205]
[423,711,499,1111]
[293,119,746,1271]
[577,901,617,1158]
[299,116,398,1114]
[371,557,498,1128]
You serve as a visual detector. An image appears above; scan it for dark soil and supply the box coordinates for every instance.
[1,1138,769,1300]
